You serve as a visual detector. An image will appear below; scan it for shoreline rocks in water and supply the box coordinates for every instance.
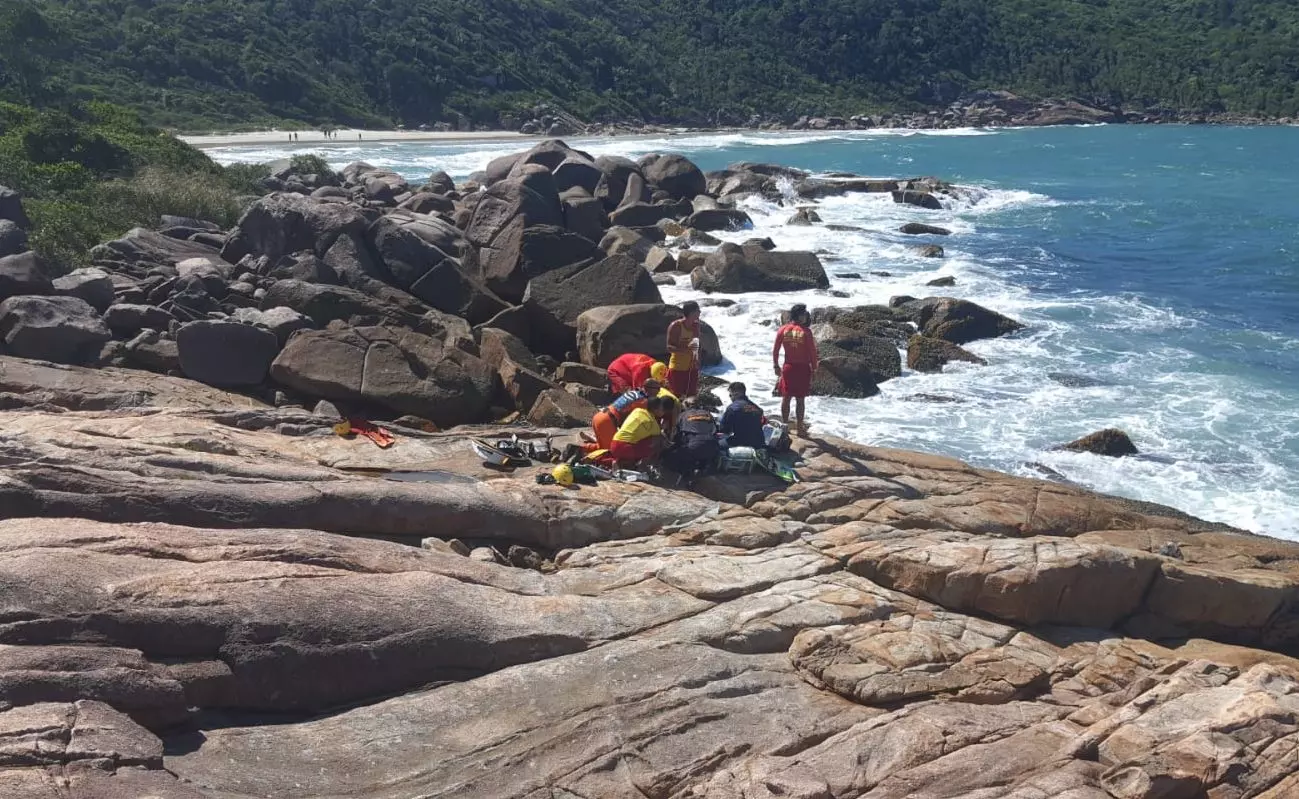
[1058,428,1141,457]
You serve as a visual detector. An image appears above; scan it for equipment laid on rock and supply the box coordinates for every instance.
[755,450,799,483]
[333,418,396,448]
[471,437,532,467]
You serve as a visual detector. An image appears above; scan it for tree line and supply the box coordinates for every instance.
[2,0,1297,131]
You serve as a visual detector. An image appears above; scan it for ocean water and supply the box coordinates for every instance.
[209,126,1299,540]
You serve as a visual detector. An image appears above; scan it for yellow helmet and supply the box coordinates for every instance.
[650,361,668,381]
[552,464,574,486]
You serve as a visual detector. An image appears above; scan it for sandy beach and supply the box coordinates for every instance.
[180,128,529,149]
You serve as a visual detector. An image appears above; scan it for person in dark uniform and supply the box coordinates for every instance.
[720,382,767,449]
[664,405,722,487]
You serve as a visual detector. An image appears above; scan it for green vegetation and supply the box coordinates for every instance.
[3,0,1299,130]
[0,100,257,270]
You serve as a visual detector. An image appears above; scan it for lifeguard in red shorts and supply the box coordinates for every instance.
[773,303,818,437]
[665,301,702,399]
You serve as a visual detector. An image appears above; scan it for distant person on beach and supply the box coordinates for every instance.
[773,303,818,436]
[665,301,703,398]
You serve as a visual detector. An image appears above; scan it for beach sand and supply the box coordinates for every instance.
[180,128,528,149]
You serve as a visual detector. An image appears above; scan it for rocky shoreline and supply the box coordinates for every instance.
[2,143,1298,797]
[516,91,1296,138]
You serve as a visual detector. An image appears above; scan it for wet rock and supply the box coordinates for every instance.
[893,189,944,210]
[0,295,110,364]
[906,333,987,373]
[685,207,753,232]
[915,246,946,259]
[900,222,952,236]
[787,207,822,226]
[926,273,955,284]
[892,296,1024,345]
[177,320,281,388]
[1057,428,1140,457]
[691,242,828,293]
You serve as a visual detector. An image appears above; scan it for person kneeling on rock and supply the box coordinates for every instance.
[720,382,767,449]
[609,395,671,467]
[664,405,723,488]
[591,378,661,450]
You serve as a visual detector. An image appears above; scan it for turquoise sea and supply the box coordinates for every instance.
[210,125,1299,539]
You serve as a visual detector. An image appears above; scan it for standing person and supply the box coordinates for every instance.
[773,304,818,436]
[665,301,703,399]
[609,396,670,467]
[606,353,666,395]
[720,382,767,449]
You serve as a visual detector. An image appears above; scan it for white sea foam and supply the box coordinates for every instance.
[206,133,1299,539]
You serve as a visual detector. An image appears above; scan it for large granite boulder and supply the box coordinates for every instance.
[261,280,420,330]
[221,193,370,263]
[810,324,903,383]
[892,296,1024,345]
[639,153,707,201]
[593,155,645,211]
[906,333,987,373]
[270,325,495,426]
[0,251,53,301]
[51,268,115,312]
[811,342,883,398]
[177,320,281,388]
[91,228,227,277]
[552,157,603,195]
[471,224,601,304]
[464,168,568,300]
[368,214,507,324]
[523,254,663,358]
[577,303,722,368]
[691,242,828,293]
[528,388,598,427]
[0,295,110,363]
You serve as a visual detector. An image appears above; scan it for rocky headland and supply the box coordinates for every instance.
[1,142,1298,798]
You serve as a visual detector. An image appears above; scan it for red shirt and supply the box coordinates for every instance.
[607,353,656,390]
[774,323,817,365]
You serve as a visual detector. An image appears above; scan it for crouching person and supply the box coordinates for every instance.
[664,405,722,488]
[609,395,671,468]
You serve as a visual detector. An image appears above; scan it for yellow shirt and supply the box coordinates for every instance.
[613,407,661,444]
[667,319,699,371]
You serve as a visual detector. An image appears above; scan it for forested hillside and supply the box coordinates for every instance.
[2,0,1298,130]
